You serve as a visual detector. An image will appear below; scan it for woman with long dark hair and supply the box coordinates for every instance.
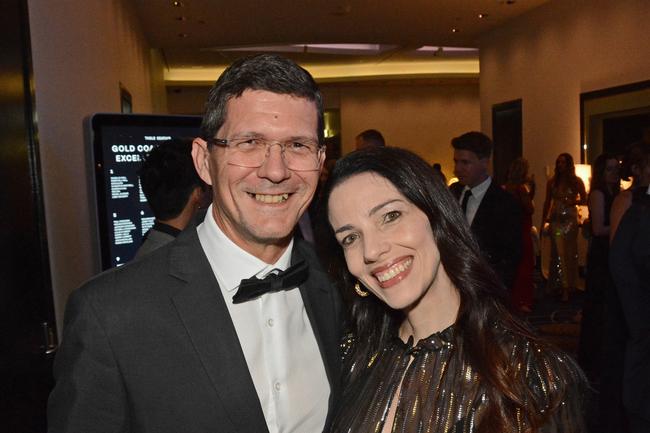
[541,153,587,301]
[578,153,620,378]
[576,153,627,432]
[320,147,584,433]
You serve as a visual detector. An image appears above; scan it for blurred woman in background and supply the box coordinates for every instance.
[503,157,536,313]
[578,153,620,384]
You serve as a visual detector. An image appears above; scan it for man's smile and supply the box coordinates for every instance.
[249,192,290,203]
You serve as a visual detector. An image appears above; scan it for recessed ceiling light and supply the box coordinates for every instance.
[172,1,184,7]
[478,13,488,18]
[416,46,478,54]
[451,28,459,33]
[214,44,398,55]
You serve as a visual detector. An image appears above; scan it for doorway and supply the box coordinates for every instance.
[492,99,523,186]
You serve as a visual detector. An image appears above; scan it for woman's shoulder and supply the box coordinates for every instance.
[523,339,583,392]
[500,330,582,380]
[614,188,633,203]
[611,189,634,217]
[502,331,587,431]
[572,175,586,187]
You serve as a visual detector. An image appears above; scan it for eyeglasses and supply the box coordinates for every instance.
[205,136,324,171]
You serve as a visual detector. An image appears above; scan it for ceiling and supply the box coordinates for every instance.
[133,0,549,84]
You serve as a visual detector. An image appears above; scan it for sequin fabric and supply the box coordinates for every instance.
[548,184,581,290]
[330,326,585,433]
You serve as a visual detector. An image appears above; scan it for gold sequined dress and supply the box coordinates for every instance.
[548,183,581,291]
[330,326,584,433]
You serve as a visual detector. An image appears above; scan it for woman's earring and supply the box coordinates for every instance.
[354,281,369,297]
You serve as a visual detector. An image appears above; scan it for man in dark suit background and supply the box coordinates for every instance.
[450,131,522,290]
[48,54,342,433]
[609,184,650,433]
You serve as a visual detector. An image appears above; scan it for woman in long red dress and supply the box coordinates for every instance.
[503,157,535,313]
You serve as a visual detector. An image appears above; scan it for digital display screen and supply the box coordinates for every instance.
[90,114,202,270]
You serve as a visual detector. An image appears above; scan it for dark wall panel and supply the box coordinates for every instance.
[0,0,55,430]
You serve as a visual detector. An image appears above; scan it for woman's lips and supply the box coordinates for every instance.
[372,257,413,288]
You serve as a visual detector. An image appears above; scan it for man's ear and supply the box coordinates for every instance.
[192,138,213,186]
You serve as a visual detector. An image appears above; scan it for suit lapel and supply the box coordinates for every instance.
[168,229,269,433]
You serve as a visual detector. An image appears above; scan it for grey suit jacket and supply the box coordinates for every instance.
[134,227,176,259]
[48,226,343,433]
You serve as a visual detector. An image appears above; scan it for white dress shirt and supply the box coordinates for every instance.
[460,176,492,225]
[197,205,329,433]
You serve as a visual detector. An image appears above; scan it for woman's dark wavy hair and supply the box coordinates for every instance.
[317,147,571,433]
[590,153,620,195]
[553,153,579,188]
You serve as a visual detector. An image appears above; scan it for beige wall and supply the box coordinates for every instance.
[28,0,158,333]
[479,0,650,213]
[328,82,480,179]
[167,86,211,115]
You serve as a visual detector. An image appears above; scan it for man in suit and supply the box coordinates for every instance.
[48,54,343,433]
[135,138,206,259]
[449,131,522,290]
[610,184,650,433]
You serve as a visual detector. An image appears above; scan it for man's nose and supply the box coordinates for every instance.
[257,143,291,182]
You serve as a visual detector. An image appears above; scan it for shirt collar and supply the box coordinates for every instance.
[198,204,293,292]
[152,221,182,237]
[465,176,491,200]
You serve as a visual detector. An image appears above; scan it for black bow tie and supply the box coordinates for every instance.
[232,261,309,304]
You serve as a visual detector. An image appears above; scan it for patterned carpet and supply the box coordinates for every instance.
[523,269,605,432]
[525,289,583,355]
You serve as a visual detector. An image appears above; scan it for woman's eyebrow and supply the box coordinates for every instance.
[332,199,404,235]
[334,224,354,235]
[368,199,403,216]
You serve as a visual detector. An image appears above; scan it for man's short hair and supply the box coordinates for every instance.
[200,54,324,143]
[451,131,493,159]
[356,129,385,147]
[139,139,204,221]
